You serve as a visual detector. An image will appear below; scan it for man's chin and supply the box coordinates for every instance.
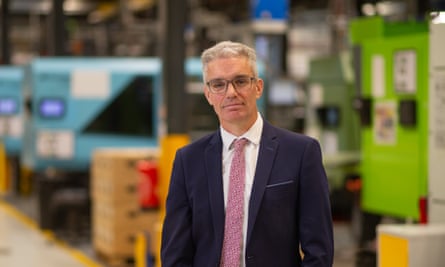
[222,111,247,122]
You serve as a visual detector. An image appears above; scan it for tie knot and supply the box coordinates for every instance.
[233,138,248,151]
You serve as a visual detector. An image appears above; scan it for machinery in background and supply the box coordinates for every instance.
[21,57,162,234]
[350,16,429,222]
[22,58,162,173]
[306,53,361,221]
[0,66,24,194]
[251,0,306,134]
[266,77,306,133]
[184,58,214,141]
[349,15,445,266]
[253,35,306,134]
[374,18,445,267]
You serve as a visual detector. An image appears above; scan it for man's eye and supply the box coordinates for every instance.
[212,81,226,89]
[234,78,249,86]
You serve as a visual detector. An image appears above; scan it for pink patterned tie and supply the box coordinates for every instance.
[220,138,248,267]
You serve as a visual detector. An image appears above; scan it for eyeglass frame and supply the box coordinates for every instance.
[205,75,257,95]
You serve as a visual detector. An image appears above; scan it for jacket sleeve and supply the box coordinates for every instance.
[299,138,334,267]
[161,149,194,267]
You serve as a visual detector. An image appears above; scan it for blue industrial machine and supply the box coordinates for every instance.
[21,58,162,173]
[0,66,24,157]
[0,66,24,194]
[20,57,162,232]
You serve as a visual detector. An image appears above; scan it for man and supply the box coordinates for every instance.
[161,41,334,267]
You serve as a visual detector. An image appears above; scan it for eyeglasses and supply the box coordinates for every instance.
[206,76,256,95]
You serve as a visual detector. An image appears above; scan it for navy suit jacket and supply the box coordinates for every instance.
[161,120,334,267]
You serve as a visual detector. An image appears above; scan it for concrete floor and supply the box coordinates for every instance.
[333,221,357,267]
[0,201,98,267]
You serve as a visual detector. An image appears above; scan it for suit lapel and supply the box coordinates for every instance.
[205,132,225,243]
[247,122,278,244]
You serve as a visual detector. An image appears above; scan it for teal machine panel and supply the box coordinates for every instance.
[0,66,24,156]
[350,17,429,220]
[21,58,162,172]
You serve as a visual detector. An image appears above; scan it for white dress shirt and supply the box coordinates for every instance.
[220,113,263,267]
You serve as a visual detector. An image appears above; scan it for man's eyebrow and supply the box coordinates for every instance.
[208,74,251,81]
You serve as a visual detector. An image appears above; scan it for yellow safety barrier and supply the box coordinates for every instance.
[135,232,148,267]
[157,134,189,267]
[379,233,408,267]
[0,142,8,194]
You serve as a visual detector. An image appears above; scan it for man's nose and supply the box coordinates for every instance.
[226,82,237,95]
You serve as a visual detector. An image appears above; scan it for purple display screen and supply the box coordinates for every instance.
[38,98,65,118]
[0,98,18,115]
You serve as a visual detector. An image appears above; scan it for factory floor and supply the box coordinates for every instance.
[0,192,359,267]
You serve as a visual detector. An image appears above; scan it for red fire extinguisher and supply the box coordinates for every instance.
[137,159,159,209]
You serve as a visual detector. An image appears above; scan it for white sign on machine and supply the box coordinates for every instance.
[36,130,74,159]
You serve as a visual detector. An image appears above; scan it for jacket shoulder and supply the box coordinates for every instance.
[265,122,317,145]
[177,131,219,154]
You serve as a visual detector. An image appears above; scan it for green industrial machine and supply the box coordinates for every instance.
[350,16,429,221]
[306,53,361,219]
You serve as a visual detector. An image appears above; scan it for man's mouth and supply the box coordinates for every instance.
[223,102,243,109]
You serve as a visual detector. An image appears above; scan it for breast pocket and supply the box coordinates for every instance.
[264,179,295,201]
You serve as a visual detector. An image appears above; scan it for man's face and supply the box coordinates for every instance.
[204,57,263,130]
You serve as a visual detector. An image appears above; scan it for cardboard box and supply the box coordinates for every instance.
[90,147,159,203]
[90,147,160,259]
[93,209,160,257]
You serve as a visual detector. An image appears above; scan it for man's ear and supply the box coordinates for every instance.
[255,78,264,99]
[205,87,213,105]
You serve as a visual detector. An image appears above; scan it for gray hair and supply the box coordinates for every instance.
[200,41,258,82]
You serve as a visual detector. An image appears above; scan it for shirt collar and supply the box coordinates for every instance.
[221,112,263,151]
